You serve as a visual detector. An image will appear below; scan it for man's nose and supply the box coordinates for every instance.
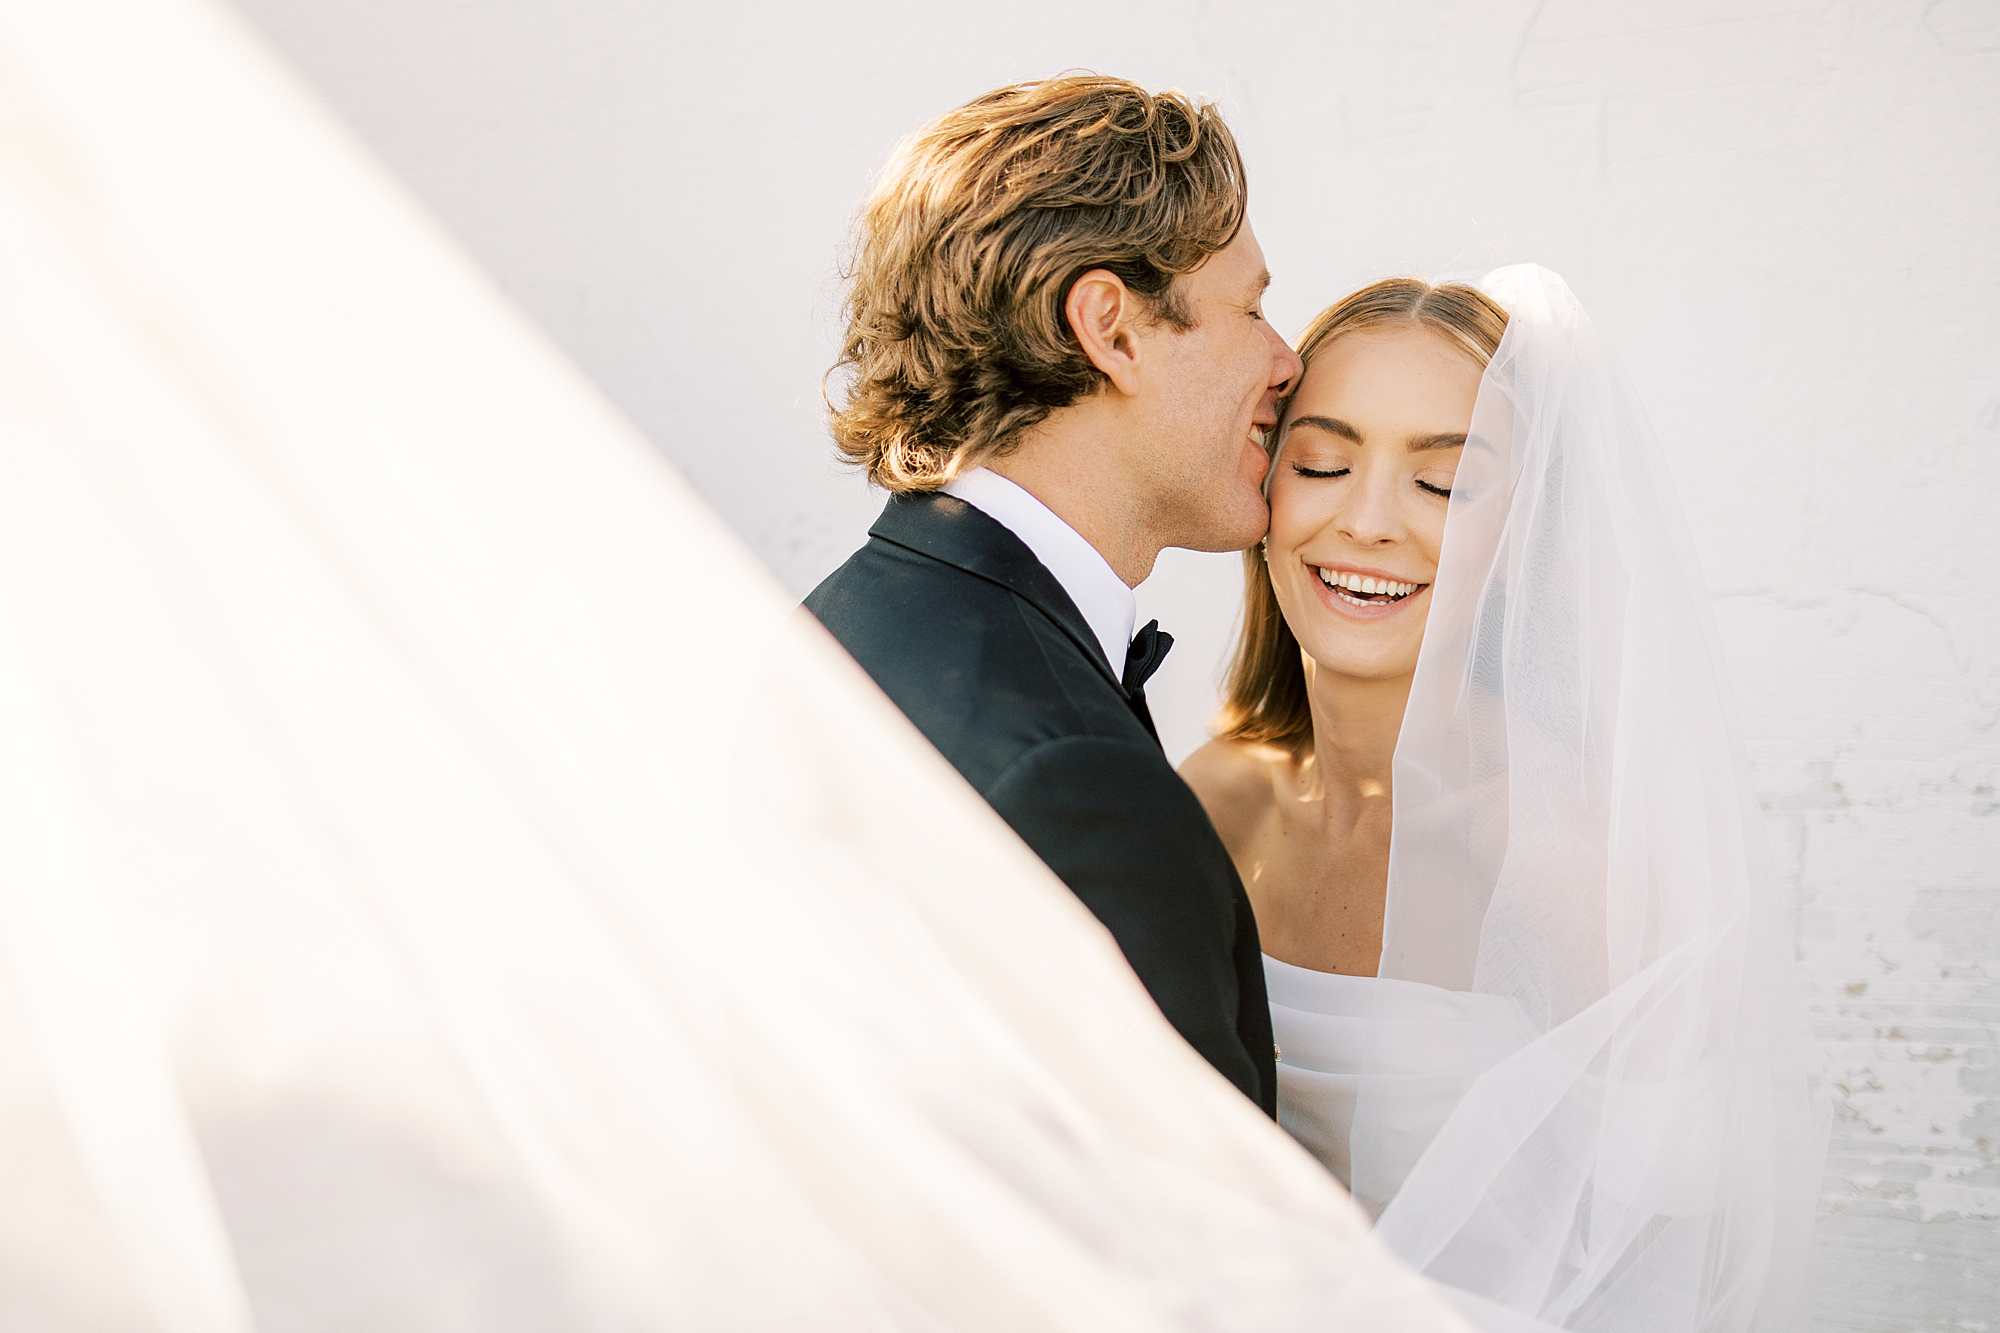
[1270,328,1304,393]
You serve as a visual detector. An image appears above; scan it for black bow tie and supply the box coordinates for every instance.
[1122,619,1173,695]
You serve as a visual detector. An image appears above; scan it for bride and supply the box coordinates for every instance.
[1182,267,1827,1332]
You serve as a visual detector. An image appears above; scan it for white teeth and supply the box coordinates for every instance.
[1315,567,1421,599]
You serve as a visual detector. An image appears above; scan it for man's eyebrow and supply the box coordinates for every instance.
[1408,432,1467,451]
[1288,414,1360,442]
[1249,268,1272,298]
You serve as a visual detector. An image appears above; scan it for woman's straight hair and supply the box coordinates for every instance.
[1214,278,1509,752]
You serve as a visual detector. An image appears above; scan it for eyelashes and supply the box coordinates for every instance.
[1290,464,1454,499]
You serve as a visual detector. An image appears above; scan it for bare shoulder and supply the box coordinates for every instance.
[1178,737,1281,851]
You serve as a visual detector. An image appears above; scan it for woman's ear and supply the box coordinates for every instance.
[1066,270,1145,396]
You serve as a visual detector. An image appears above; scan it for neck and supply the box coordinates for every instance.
[1301,658,1412,825]
[984,403,1159,588]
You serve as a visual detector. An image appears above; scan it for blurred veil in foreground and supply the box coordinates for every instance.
[0,1,1464,1329]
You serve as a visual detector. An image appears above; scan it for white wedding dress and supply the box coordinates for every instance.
[1265,958,1529,1221]
[1262,267,1829,1333]
[0,2,1468,1330]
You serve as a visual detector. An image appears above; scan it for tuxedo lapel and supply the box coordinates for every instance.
[868,492,1127,695]
[809,492,1276,1113]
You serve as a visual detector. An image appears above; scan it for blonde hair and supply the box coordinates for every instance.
[1215,278,1510,752]
[827,75,1247,492]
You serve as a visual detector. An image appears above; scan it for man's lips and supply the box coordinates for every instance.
[1242,427,1272,475]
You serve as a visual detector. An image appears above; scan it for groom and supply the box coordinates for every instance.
[806,76,1299,1113]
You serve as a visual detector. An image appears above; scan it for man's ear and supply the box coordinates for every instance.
[1066,270,1147,396]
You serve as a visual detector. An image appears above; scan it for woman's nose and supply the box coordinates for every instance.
[1336,473,1405,546]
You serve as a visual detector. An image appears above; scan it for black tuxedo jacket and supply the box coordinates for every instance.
[804,491,1276,1114]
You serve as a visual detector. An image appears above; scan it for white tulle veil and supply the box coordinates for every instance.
[1373,265,1829,1330]
[0,1,1474,1329]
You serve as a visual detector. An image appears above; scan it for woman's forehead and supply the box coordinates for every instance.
[1299,328,1481,399]
[1286,335,1480,443]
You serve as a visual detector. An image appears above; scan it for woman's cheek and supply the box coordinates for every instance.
[1412,501,1450,564]
[1266,482,1318,547]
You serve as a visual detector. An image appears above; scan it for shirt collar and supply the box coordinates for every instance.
[941,467,1137,673]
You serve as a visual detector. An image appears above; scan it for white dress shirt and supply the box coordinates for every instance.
[942,467,1136,675]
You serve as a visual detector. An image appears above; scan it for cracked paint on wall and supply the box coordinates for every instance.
[1721,590,1998,1326]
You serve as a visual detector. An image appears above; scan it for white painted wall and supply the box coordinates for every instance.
[224,1,2000,1325]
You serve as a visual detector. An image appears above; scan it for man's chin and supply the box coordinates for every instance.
[1173,499,1269,555]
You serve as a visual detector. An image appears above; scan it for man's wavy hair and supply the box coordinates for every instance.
[828,75,1247,492]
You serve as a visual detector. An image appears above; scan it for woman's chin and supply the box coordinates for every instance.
[1280,584,1427,681]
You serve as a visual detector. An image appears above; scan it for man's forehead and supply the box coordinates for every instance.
[1193,225,1270,291]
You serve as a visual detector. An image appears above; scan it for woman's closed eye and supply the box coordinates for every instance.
[1416,479,1453,498]
[1292,463,1349,479]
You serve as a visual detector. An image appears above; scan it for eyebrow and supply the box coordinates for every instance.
[1408,432,1467,451]
[1249,269,1272,298]
[1287,416,1466,452]
[1288,414,1359,442]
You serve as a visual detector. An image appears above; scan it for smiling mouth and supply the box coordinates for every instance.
[1314,566,1427,606]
